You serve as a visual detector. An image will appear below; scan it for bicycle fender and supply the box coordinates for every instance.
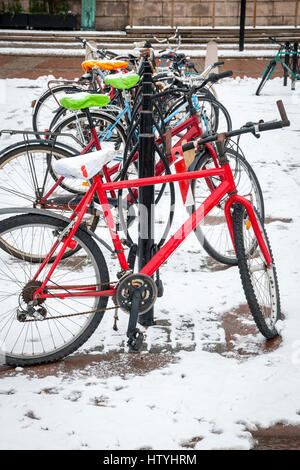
[0,207,114,253]
[0,139,78,157]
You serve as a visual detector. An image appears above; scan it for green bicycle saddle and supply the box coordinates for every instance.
[59,92,110,110]
[104,72,140,90]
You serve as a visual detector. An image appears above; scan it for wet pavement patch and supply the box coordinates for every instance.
[181,436,203,448]
[0,351,177,380]
[265,217,293,224]
[205,256,232,272]
[221,304,282,358]
[251,424,300,450]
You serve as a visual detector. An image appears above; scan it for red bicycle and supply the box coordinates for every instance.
[0,101,289,366]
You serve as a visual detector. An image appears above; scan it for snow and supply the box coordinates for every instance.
[0,46,278,58]
[0,74,300,450]
[126,25,300,30]
[0,29,126,35]
[0,47,85,57]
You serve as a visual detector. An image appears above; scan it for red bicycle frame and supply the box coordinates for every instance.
[32,151,272,302]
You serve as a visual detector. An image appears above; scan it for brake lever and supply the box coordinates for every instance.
[241,120,263,138]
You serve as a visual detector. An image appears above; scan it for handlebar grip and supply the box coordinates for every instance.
[276,100,290,126]
[182,142,196,152]
[258,121,284,132]
[209,70,233,83]
[214,61,225,67]
[217,70,233,79]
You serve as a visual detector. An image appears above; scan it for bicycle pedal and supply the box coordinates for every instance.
[127,331,144,352]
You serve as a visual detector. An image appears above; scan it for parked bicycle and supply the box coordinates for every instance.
[256,37,300,95]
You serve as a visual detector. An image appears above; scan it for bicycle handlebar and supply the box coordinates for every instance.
[192,70,233,90]
[182,100,290,152]
[152,70,233,100]
[154,26,180,44]
[75,36,118,59]
[268,36,291,49]
[153,27,181,52]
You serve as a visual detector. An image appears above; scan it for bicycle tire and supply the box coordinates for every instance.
[190,148,264,265]
[255,60,277,96]
[0,213,109,367]
[232,203,281,339]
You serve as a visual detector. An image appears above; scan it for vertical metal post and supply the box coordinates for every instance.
[284,42,290,86]
[295,0,299,27]
[171,0,174,28]
[212,1,216,28]
[291,42,298,90]
[253,0,257,28]
[81,0,96,31]
[129,0,133,27]
[239,0,246,51]
[137,57,155,326]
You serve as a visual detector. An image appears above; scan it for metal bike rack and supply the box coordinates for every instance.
[120,50,167,327]
[137,55,156,326]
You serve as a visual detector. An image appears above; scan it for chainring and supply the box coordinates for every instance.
[116,273,157,315]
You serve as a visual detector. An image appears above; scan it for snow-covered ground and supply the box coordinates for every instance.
[0,75,300,450]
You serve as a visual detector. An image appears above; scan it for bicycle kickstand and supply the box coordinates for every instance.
[126,286,145,352]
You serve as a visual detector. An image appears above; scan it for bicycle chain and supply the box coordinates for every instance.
[22,304,120,322]
[22,280,120,322]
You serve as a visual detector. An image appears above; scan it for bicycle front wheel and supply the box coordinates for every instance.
[255,60,277,96]
[0,214,110,367]
[232,203,281,339]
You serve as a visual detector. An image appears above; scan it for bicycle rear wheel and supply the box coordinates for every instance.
[255,60,277,96]
[232,203,281,339]
[0,214,109,367]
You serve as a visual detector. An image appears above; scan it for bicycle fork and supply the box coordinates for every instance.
[224,192,272,268]
[213,138,272,268]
